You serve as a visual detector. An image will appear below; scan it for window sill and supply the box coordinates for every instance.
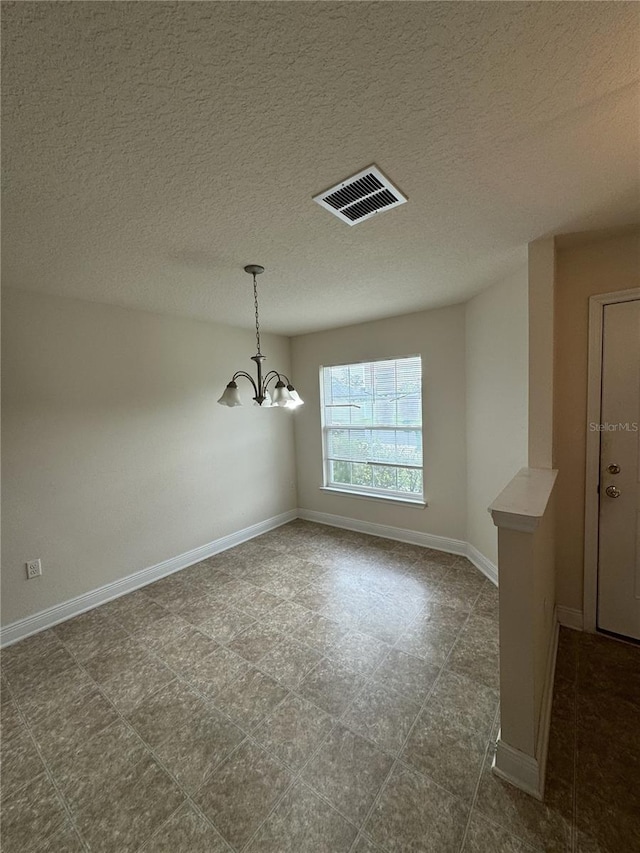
[319,486,428,508]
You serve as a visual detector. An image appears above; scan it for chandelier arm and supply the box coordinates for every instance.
[231,370,259,397]
[262,370,283,392]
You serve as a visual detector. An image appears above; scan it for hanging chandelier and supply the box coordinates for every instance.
[217,265,304,409]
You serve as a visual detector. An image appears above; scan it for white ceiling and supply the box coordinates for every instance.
[3,2,639,336]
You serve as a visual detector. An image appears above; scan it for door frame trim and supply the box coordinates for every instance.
[584,288,640,633]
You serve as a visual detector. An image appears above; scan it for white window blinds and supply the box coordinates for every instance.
[321,356,423,501]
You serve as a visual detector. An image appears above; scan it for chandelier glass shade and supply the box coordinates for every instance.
[217,265,304,409]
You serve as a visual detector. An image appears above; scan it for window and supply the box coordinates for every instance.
[320,355,423,503]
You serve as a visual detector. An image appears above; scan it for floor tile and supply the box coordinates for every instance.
[293,612,349,654]
[1,630,64,672]
[254,567,310,599]
[577,632,640,703]
[140,803,231,853]
[236,588,283,620]
[401,706,488,802]
[430,574,484,612]
[261,599,312,633]
[40,820,86,852]
[396,602,467,665]
[53,607,129,661]
[319,597,370,630]
[101,590,168,633]
[302,723,394,827]
[258,637,324,689]
[227,621,285,663]
[0,726,46,802]
[51,719,149,812]
[180,645,250,699]
[371,648,440,703]
[576,805,640,853]
[198,605,256,643]
[213,667,289,730]
[297,658,364,717]
[1,772,68,853]
[130,611,196,651]
[99,654,175,714]
[126,679,207,748]
[9,527,640,853]
[356,607,412,645]
[0,695,25,744]
[446,614,500,690]
[154,625,219,670]
[426,669,499,737]
[173,592,228,626]
[252,693,334,771]
[31,684,119,764]
[576,730,640,815]
[325,631,390,677]
[554,627,579,684]
[352,835,386,853]
[474,752,571,851]
[291,584,332,612]
[145,572,190,598]
[83,636,145,684]
[403,558,450,586]
[365,763,469,853]
[462,809,539,852]
[74,752,185,853]
[246,779,357,853]
[342,681,421,754]
[145,577,209,612]
[153,704,245,794]
[472,584,500,621]
[141,803,230,852]
[3,641,77,695]
[13,663,93,726]
[194,740,292,850]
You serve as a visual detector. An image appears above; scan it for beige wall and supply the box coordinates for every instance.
[465,268,529,564]
[554,229,640,611]
[528,236,555,469]
[291,305,467,541]
[1,289,297,626]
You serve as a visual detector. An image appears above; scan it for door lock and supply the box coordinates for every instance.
[605,485,621,499]
[607,463,621,475]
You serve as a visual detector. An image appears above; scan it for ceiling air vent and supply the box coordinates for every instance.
[313,165,407,226]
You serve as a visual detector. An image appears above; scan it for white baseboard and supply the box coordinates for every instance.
[493,740,543,800]
[299,507,498,586]
[556,605,583,631]
[492,611,560,800]
[465,543,498,587]
[299,509,468,553]
[1,507,500,648]
[0,509,298,648]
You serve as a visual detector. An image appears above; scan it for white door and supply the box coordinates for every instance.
[597,298,640,641]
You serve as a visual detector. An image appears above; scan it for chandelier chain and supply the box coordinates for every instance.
[253,274,262,356]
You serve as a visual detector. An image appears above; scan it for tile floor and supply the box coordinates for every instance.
[0,520,638,852]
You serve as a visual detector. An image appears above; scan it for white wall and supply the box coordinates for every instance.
[1,289,297,626]
[291,305,467,541]
[465,268,529,565]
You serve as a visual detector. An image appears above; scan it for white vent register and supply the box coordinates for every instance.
[313,165,407,226]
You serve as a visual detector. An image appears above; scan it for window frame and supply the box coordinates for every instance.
[319,354,426,506]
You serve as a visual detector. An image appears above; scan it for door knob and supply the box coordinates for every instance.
[607,463,621,475]
[605,485,621,498]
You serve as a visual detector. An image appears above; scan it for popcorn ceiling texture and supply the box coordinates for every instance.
[2,1,638,335]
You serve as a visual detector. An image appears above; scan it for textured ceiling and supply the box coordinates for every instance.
[2,2,639,335]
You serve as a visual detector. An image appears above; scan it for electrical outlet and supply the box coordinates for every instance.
[26,559,42,579]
